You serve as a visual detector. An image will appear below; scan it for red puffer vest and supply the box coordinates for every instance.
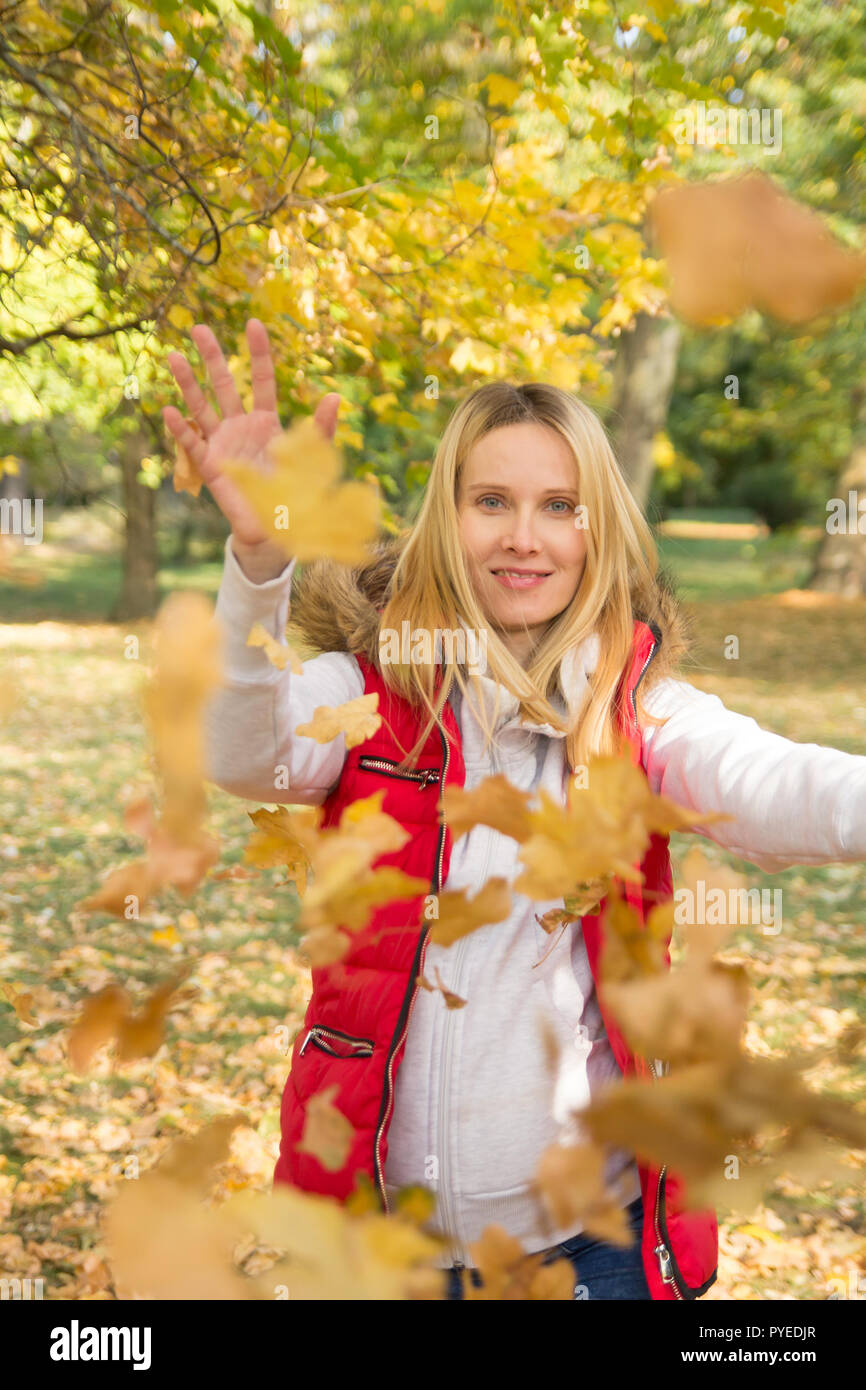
[273,618,718,1300]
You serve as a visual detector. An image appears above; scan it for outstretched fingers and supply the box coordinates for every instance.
[191,323,245,418]
[166,350,221,438]
[313,391,341,442]
[246,318,278,415]
[162,405,207,468]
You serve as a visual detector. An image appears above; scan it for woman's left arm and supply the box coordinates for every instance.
[639,678,866,872]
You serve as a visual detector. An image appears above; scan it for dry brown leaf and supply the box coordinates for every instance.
[67,969,192,1073]
[648,171,866,326]
[533,1141,633,1245]
[295,1084,355,1173]
[583,1053,866,1200]
[417,966,467,1010]
[598,896,674,987]
[463,1224,574,1301]
[172,437,204,498]
[603,923,748,1066]
[79,858,158,917]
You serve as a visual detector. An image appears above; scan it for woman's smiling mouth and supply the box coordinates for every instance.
[490,568,552,589]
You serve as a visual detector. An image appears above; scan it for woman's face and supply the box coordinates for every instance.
[457,421,588,664]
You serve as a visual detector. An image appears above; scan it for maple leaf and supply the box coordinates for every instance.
[532,1141,634,1245]
[142,590,223,845]
[221,414,382,565]
[79,592,223,916]
[245,804,320,880]
[66,968,192,1073]
[516,756,726,901]
[440,772,533,843]
[105,1116,251,1300]
[597,895,674,986]
[79,858,158,918]
[295,692,381,749]
[290,792,425,954]
[246,621,305,673]
[426,878,512,948]
[462,1224,575,1300]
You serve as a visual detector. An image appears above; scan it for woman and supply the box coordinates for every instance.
[164,319,866,1300]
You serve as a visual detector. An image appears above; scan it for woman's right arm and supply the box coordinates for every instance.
[162,318,358,804]
[204,533,364,805]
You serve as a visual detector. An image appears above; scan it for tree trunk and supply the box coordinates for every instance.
[112,426,159,620]
[807,385,866,596]
[806,442,866,596]
[608,312,681,511]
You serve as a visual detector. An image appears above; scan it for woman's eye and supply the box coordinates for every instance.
[478,496,574,512]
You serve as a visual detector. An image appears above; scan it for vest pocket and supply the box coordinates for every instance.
[358,755,440,788]
[299,1024,375,1059]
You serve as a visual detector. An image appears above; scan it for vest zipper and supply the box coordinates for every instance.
[629,623,660,725]
[373,725,450,1210]
[635,635,684,1298]
[436,738,502,1271]
[299,1025,374,1058]
[358,755,440,788]
[649,1056,683,1298]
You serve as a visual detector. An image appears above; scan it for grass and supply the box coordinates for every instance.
[0,507,864,1300]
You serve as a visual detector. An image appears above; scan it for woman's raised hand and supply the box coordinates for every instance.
[162,319,340,555]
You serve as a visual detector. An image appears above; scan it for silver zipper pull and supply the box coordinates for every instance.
[654,1242,675,1282]
[299,1028,315,1056]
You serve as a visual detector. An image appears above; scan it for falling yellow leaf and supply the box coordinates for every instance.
[533,1142,633,1245]
[427,878,512,948]
[67,969,192,1073]
[295,692,381,749]
[441,772,532,843]
[246,621,305,673]
[462,1224,575,1301]
[172,437,204,498]
[221,414,382,565]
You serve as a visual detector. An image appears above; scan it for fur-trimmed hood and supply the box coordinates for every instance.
[286,534,693,695]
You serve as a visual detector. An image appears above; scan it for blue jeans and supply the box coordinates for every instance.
[444,1194,651,1300]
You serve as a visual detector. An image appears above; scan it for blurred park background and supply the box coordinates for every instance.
[1,0,865,1300]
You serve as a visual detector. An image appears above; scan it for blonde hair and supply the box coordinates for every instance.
[378,381,668,770]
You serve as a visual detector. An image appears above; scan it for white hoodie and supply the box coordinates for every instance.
[204,536,866,1266]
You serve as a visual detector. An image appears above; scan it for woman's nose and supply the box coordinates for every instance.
[501,513,541,550]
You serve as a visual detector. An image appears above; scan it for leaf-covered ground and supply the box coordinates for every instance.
[1,529,864,1299]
